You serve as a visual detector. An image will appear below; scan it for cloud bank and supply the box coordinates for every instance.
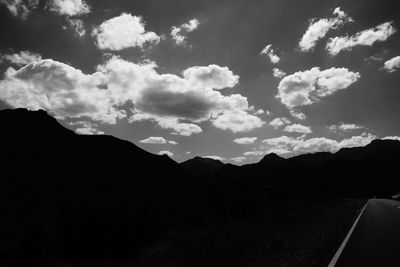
[0,57,264,136]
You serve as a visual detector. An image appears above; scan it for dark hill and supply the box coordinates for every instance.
[0,108,205,265]
[181,156,225,175]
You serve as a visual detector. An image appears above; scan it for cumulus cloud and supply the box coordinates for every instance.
[383,56,400,73]
[67,18,86,37]
[48,0,90,16]
[277,67,360,110]
[158,150,173,157]
[0,57,263,135]
[299,7,353,52]
[269,117,290,129]
[326,22,396,56]
[139,136,178,145]
[0,50,41,66]
[233,137,257,144]
[0,59,125,124]
[260,45,280,64]
[139,136,167,144]
[182,64,239,90]
[70,121,104,135]
[92,13,160,51]
[0,0,38,20]
[261,133,376,155]
[328,123,363,132]
[130,114,203,136]
[283,124,312,134]
[171,18,199,45]
[272,68,286,78]
[212,109,265,133]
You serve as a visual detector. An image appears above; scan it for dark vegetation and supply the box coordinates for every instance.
[0,109,398,266]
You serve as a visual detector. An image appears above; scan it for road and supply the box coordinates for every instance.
[333,199,400,267]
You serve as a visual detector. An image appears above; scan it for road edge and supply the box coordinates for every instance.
[327,199,369,267]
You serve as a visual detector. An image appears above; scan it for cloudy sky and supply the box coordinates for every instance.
[1,0,399,164]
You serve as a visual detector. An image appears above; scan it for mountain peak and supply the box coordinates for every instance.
[259,153,285,164]
[0,108,73,138]
[181,156,225,175]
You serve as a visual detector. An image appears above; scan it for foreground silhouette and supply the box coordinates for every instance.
[0,109,399,266]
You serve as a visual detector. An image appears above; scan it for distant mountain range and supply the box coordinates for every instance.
[1,108,400,265]
[2,108,400,197]
[182,138,400,198]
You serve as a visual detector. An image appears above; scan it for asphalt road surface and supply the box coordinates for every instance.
[333,199,400,267]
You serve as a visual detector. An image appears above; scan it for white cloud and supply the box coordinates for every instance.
[0,50,41,66]
[289,110,306,120]
[283,124,312,134]
[243,151,264,156]
[260,44,280,64]
[70,121,104,135]
[277,67,360,110]
[383,56,400,73]
[261,133,376,155]
[0,57,262,135]
[233,137,258,144]
[48,0,90,16]
[299,7,353,52]
[0,59,125,124]
[139,136,167,144]
[272,68,286,78]
[67,18,86,37]
[204,155,224,161]
[382,136,400,141]
[182,64,239,90]
[158,150,174,157]
[329,123,363,132]
[269,117,290,129]
[171,18,199,45]
[326,22,396,56]
[231,156,246,163]
[139,136,178,145]
[0,0,38,20]
[254,109,266,115]
[92,13,160,51]
[129,113,203,136]
[212,109,265,133]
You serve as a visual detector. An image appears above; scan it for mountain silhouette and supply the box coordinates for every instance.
[181,156,225,175]
[1,108,400,266]
[0,108,205,265]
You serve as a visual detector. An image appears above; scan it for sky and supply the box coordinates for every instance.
[0,0,400,165]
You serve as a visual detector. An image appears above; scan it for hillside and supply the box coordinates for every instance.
[1,108,400,266]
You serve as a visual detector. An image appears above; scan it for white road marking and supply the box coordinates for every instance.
[327,200,369,267]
